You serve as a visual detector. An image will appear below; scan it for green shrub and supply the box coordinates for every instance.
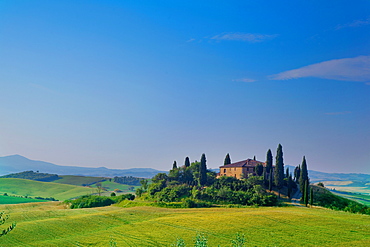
[112,194,135,203]
[66,195,115,209]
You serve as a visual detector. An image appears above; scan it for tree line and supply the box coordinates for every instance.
[0,171,59,182]
[113,176,143,186]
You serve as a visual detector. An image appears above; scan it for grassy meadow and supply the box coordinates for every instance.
[0,178,93,201]
[53,175,106,186]
[331,191,370,206]
[319,180,370,206]
[0,195,47,204]
[0,202,369,246]
[92,180,139,194]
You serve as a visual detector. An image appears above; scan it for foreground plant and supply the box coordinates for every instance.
[231,232,246,247]
[0,211,16,237]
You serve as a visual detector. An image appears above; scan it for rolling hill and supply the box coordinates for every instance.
[0,178,93,201]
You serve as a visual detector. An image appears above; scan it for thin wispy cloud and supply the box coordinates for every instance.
[211,32,278,43]
[325,111,351,116]
[336,17,370,30]
[270,55,370,83]
[233,78,256,83]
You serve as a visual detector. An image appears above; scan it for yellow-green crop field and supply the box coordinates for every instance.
[0,202,369,246]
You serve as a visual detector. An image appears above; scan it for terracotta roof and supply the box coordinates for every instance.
[220,159,265,168]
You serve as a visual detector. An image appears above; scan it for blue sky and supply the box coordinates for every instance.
[0,0,369,173]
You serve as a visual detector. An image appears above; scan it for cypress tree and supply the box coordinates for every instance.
[172,161,177,170]
[269,169,273,192]
[294,165,301,182]
[265,149,273,174]
[199,153,207,186]
[274,144,284,197]
[301,181,305,203]
[253,155,256,161]
[224,153,231,165]
[299,156,309,194]
[255,164,263,176]
[286,167,290,179]
[304,181,309,207]
[287,174,293,199]
[184,157,190,168]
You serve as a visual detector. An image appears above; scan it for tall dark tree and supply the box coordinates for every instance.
[299,156,309,194]
[304,181,309,207]
[263,167,267,185]
[172,161,177,170]
[294,165,301,182]
[285,167,290,179]
[269,170,273,192]
[310,187,314,207]
[253,156,256,161]
[274,144,284,197]
[287,174,293,199]
[224,153,231,166]
[255,164,263,176]
[199,153,207,186]
[184,157,190,168]
[265,149,273,174]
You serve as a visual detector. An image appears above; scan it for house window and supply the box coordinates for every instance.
[224,169,226,173]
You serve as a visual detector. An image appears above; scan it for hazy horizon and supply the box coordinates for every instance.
[0,1,369,174]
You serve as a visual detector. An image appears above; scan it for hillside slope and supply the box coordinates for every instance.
[0,178,93,201]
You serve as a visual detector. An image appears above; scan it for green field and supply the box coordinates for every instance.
[92,180,139,194]
[0,178,93,201]
[319,180,370,206]
[0,195,47,204]
[53,175,106,186]
[0,202,369,246]
[331,190,370,206]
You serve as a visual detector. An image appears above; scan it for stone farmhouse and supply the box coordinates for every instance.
[218,159,272,179]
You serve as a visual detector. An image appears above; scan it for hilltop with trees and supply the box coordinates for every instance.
[134,153,278,207]
[0,171,59,182]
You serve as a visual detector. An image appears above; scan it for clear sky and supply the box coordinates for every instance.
[0,0,369,173]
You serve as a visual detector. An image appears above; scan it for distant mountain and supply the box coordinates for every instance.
[0,155,166,178]
[285,165,370,182]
